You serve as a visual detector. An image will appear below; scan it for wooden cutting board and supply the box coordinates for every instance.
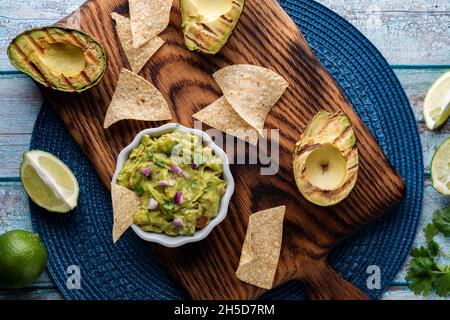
[41,0,405,300]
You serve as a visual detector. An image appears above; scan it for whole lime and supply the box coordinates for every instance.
[0,230,48,289]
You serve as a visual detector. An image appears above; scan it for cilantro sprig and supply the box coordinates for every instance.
[406,207,450,297]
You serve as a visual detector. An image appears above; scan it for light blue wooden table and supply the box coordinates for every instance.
[0,0,448,300]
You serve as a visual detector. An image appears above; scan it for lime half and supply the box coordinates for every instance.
[431,138,450,196]
[423,71,450,131]
[20,151,79,213]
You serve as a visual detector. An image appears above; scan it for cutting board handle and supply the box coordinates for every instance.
[299,260,370,300]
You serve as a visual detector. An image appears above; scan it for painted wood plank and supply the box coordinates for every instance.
[0,74,40,178]
[0,288,62,300]
[0,134,32,178]
[318,0,450,65]
[0,74,42,134]
[382,286,447,300]
[0,182,31,232]
[0,0,449,71]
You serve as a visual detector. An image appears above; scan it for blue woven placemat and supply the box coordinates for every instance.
[29,0,423,300]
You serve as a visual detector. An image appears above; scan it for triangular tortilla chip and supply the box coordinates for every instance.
[235,206,285,289]
[213,64,289,133]
[111,12,165,74]
[111,183,142,243]
[193,96,260,145]
[104,68,172,128]
[129,0,173,48]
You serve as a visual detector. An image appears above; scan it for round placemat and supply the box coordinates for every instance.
[30,0,423,300]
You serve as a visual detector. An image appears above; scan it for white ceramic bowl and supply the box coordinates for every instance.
[112,123,235,248]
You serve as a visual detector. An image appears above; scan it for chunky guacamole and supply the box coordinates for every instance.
[117,131,227,236]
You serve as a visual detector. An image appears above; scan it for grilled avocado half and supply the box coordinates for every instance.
[181,0,244,55]
[7,27,106,92]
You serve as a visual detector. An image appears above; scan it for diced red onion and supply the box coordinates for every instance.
[170,164,182,174]
[158,180,175,187]
[174,191,183,204]
[140,168,152,176]
[172,218,184,229]
[147,198,158,210]
[191,163,199,169]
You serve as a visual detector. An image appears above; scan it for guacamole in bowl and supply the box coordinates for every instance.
[116,129,228,237]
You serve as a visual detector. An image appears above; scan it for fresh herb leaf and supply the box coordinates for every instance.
[406,207,450,297]
[433,207,450,237]
[406,257,436,296]
[155,160,165,167]
[424,223,438,242]
[411,246,431,258]
[432,269,450,297]
[162,202,174,211]
[147,151,156,162]
[133,185,145,195]
[424,223,440,256]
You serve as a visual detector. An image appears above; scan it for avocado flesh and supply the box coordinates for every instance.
[181,0,244,54]
[293,111,359,207]
[7,27,106,92]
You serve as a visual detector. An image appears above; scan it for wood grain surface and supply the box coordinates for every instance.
[36,0,407,300]
[1,0,449,301]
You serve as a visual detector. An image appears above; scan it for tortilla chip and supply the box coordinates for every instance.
[129,0,173,48]
[235,206,285,289]
[104,68,172,128]
[193,96,260,145]
[111,183,141,243]
[213,65,289,133]
[112,13,165,74]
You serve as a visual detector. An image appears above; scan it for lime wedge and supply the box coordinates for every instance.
[431,138,450,196]
[20,151,79,213]
[423,71,450,130]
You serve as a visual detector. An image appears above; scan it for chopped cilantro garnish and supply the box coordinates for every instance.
[406,207,450,297]
[147,151,156,162]
[133,185,145,195]
[155,160,165,167]
[162,202,174,211]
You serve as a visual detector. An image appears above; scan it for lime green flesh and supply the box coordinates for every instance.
[431,138,450,195]
[20,151,79,213]
[305,144,347,190]
[424,71,450,130]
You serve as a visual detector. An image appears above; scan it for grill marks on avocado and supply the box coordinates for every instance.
[7,27,106,92]
[181,0,244,54]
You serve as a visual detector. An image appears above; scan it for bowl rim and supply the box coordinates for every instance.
[111,123,235,248]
